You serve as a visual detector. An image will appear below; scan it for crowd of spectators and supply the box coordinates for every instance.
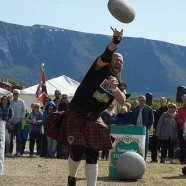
[1,90,186,164]
[100,95,186,164]
[0,89,70,159]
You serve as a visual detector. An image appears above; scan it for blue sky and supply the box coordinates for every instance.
[0,0,185,46]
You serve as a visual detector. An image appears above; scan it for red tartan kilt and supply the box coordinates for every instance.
[44,111,67,142]
[45,110,113,151]
[58,111,113,151]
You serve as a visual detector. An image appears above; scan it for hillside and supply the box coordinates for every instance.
[0,21,186,98]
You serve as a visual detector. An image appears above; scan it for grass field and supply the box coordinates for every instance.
[0,154,186,186]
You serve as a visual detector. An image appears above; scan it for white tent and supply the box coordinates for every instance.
[20,75,80,111]
[0,87,11,95]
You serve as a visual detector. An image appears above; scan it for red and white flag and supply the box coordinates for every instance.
[35,63,48,104]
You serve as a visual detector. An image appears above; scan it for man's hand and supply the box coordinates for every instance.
[110,26,123,44]
[108,76,119,90]
[96,27,123,69]
[108,75,126,105]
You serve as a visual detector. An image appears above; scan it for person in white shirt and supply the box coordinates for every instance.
[10,89,26,156]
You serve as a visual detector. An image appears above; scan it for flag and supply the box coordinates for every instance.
[35,63,48,104]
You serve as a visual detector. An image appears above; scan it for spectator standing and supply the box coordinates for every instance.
[20,118,29,155]
[151,97,168,163]
[56,94,70,159]
[20,103,34,155]
[40,100,49,157]
[130,95,154,160]
[53,90,61,109]
[101,102,118,130]
[117,105,131,125]
[123,102,131,112]
[26,103,43,157]
[130,100,139,111]
[156,102,178,163]
[176,94,186,164]
[0,95,14,155]
[42,100,57,158]
[183,119,186,161]
[10,89,26,156]
[53,90,62,158]
[58,94,70,112]
[101,102,118,160]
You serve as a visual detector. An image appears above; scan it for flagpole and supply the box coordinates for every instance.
[41,62,44,72]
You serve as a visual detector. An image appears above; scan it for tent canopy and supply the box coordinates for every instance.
[20,75,80,111]
[21,75,80,97]
[0,87,11,95]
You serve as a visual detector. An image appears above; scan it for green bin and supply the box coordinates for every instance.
[109,125,146,178]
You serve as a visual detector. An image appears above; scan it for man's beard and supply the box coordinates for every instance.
[110,65,121,76]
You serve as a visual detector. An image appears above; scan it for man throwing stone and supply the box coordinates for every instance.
[59,27,128,186]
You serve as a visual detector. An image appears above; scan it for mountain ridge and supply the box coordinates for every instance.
[0,21,186,98]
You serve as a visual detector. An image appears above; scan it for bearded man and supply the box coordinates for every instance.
[60,27,128,186]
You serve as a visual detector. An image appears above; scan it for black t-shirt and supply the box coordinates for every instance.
[71,60,125,114]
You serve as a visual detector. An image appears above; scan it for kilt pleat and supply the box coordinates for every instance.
[58,111,112,151]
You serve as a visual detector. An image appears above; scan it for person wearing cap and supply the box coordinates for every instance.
[58,27,129,186]
[26,103,43,157]
[10,89,26,156]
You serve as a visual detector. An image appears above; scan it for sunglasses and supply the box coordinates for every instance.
[2,99,8,101]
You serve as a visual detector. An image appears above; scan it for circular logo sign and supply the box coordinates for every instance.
[123,135,132,144]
